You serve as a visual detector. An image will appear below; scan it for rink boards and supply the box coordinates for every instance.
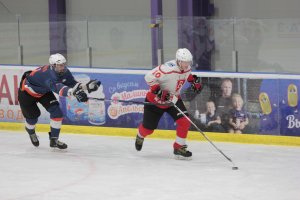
[1,65,300,146]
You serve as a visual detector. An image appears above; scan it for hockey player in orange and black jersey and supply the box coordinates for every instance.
[18,53,100,149]
[135,48,202,159]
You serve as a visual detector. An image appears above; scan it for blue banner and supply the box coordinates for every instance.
[259,79,300,136]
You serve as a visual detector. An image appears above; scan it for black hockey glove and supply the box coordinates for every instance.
[85,80,101,93]
[72,84,88,102]
[74,89,88,102]
[191,75,202,94]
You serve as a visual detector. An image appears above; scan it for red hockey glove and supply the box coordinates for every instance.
[150,84,170,102]
[157,90,170,102]
[190,75,202,93]
[155,89,170,102]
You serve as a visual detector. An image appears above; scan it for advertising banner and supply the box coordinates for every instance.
[59,72,176,130]
[264,79,300,136]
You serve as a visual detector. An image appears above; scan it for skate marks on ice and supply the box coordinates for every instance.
[0,130,300,200]
[0,131,96,200]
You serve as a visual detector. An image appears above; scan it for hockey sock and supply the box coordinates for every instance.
[49,118,62,138]
[138,124,154,138]
[174,117,191,149]
[25,118,37,134]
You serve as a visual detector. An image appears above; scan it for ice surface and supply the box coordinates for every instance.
[0,130,299,200]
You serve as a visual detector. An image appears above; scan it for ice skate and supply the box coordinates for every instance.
[49,132,68,149]
[25,128,39,147]
[28,133,39,147]
[50,139,68,149]
[135,135,144,151]
[174,145,192,160]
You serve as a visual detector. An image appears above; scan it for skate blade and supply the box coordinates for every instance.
[31,144,39,148]
[50,148,68,152]
[174,155,192,161]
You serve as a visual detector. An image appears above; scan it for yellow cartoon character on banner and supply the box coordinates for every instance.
[287,84,298,107]
[259,92,272,115]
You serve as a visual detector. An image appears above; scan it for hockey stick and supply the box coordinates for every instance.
[88,97,173,107]
[172,103,239,170]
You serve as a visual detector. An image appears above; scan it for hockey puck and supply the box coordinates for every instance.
[232,166,239,170]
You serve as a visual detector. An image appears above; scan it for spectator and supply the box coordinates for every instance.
[228,94,249,134]
[212,78,234,131]
[194,100,224,132]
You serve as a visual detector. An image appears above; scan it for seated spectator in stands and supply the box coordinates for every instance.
[194,101,224,132]
[212,78,234,131]
[228,94,249,134]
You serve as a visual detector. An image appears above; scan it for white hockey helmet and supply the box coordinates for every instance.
[49,53,66,65]
[49,53,67,76]
[176,48,193,63]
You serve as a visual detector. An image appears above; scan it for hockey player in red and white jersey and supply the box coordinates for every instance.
[135,48,202,159]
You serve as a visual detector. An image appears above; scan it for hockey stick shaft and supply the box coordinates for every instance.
[172,103,237,167]
[88,97,173,107]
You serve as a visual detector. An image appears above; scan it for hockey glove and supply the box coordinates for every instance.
[82,80,101,93]
[74,89,88,102]
[155,89,170,102]
[71,83,88,102]
[191,75,202,93]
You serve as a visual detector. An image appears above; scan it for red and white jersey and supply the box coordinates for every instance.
[145,60,192,105]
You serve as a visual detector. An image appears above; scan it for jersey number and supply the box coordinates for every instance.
[152,70,161,78]
[176,79,185,92]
